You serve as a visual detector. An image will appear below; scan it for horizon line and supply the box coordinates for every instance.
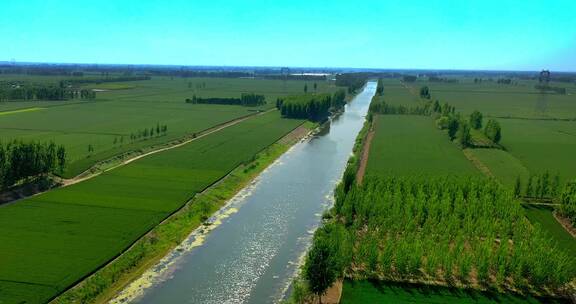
[2,60,575,74]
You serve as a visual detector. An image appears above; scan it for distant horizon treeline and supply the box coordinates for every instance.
[0,140,66,190]
[0,84,96,101]
[62,76,151,85]
[276,89,346,121]
[185,93,266,106]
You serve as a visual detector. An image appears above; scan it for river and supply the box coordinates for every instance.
[114,81,376,304]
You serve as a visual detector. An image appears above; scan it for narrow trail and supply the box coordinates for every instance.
[62,109,274,187]
[356,118,376,185]
[462,149,496,179]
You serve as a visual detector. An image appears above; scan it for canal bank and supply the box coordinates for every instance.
[113,82,377,304]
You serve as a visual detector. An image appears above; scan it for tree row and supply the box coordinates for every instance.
[0,86,96,101]
[301,176,575,301]
[0,140,66,189]
[276,90,346,121]
[185,93,266,106]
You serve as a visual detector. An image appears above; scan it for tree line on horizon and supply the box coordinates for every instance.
[0,84,96,101]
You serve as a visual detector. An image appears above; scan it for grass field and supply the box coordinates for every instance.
[523,205,576,256]
[379,79,421,106]
[466,148,530,187]
[0,111,302,304]
[499,118,576,182]
[0,76,338,177]
[398,79,576,182]
[416,79,576,119]
[340,280,570,304]
[365,115,479,177]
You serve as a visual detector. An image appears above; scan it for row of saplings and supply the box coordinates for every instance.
[422,86,502,147]
[291,176,575,303]
[512,172,576,228]
[368,94,502,148]
[0,140,66,190]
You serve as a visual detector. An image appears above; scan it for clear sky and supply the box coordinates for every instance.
[1,0,575,71]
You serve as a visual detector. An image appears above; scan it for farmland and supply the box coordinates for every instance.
[340,280,570,304]
[465,148,530,187]
[365,115,479,177]
[0,75,338,177]
[297,77,576,304]
[499,119,576,182]
[418,79,576,119]
[402,78,576,183]
[0,111,302,304]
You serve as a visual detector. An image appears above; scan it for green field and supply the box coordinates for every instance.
[365,115,479,177]
[498,119,576,182]
[466,148,530,187]
[0,111,302,304]
[394,79,576,183]
[378,79,421,106]
[0,76,337,177]
[417,79,576,119]
[340,280,570,304]
[523,205,576,256]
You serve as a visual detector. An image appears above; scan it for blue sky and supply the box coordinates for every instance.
[1,0,575,71]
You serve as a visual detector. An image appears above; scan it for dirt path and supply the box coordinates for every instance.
[356,118,376,185]
[321,280,343,304]
[553,211,576,238]
[62,110,273,187]
[462,149,496,179]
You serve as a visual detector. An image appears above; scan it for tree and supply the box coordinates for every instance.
[469,110,483,129]
[314,82,318,91]
[559,180,576,227]
[419,86,430,99]
[376,79,384,96]
[513,176,521,197]
[447,117,460,140]
[484,119,502,143]
[457,122,472,147]
[304,84,308,94]
[433,100,441,113]
[526,176,534,197]
[304,237,336,304]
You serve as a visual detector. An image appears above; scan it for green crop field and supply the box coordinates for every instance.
[388,79,575,182]
[499,118,576,182]
[466,148,530,187]
[340,280,569,304]
[415,79,576,119]
[365,115,479,177]
[523,205,576,256]
[0,76,337,177]
[0,111,302,304]
[378,79,420,106]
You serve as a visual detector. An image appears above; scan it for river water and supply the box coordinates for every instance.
[118,82,375,304]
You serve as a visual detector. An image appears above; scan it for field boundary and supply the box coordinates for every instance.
[553,211,576,238]
[63,109,274,186]
[356,117,375,185]
[462,148,496,179]
[49,119,314,304]
[0,109,272,208]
